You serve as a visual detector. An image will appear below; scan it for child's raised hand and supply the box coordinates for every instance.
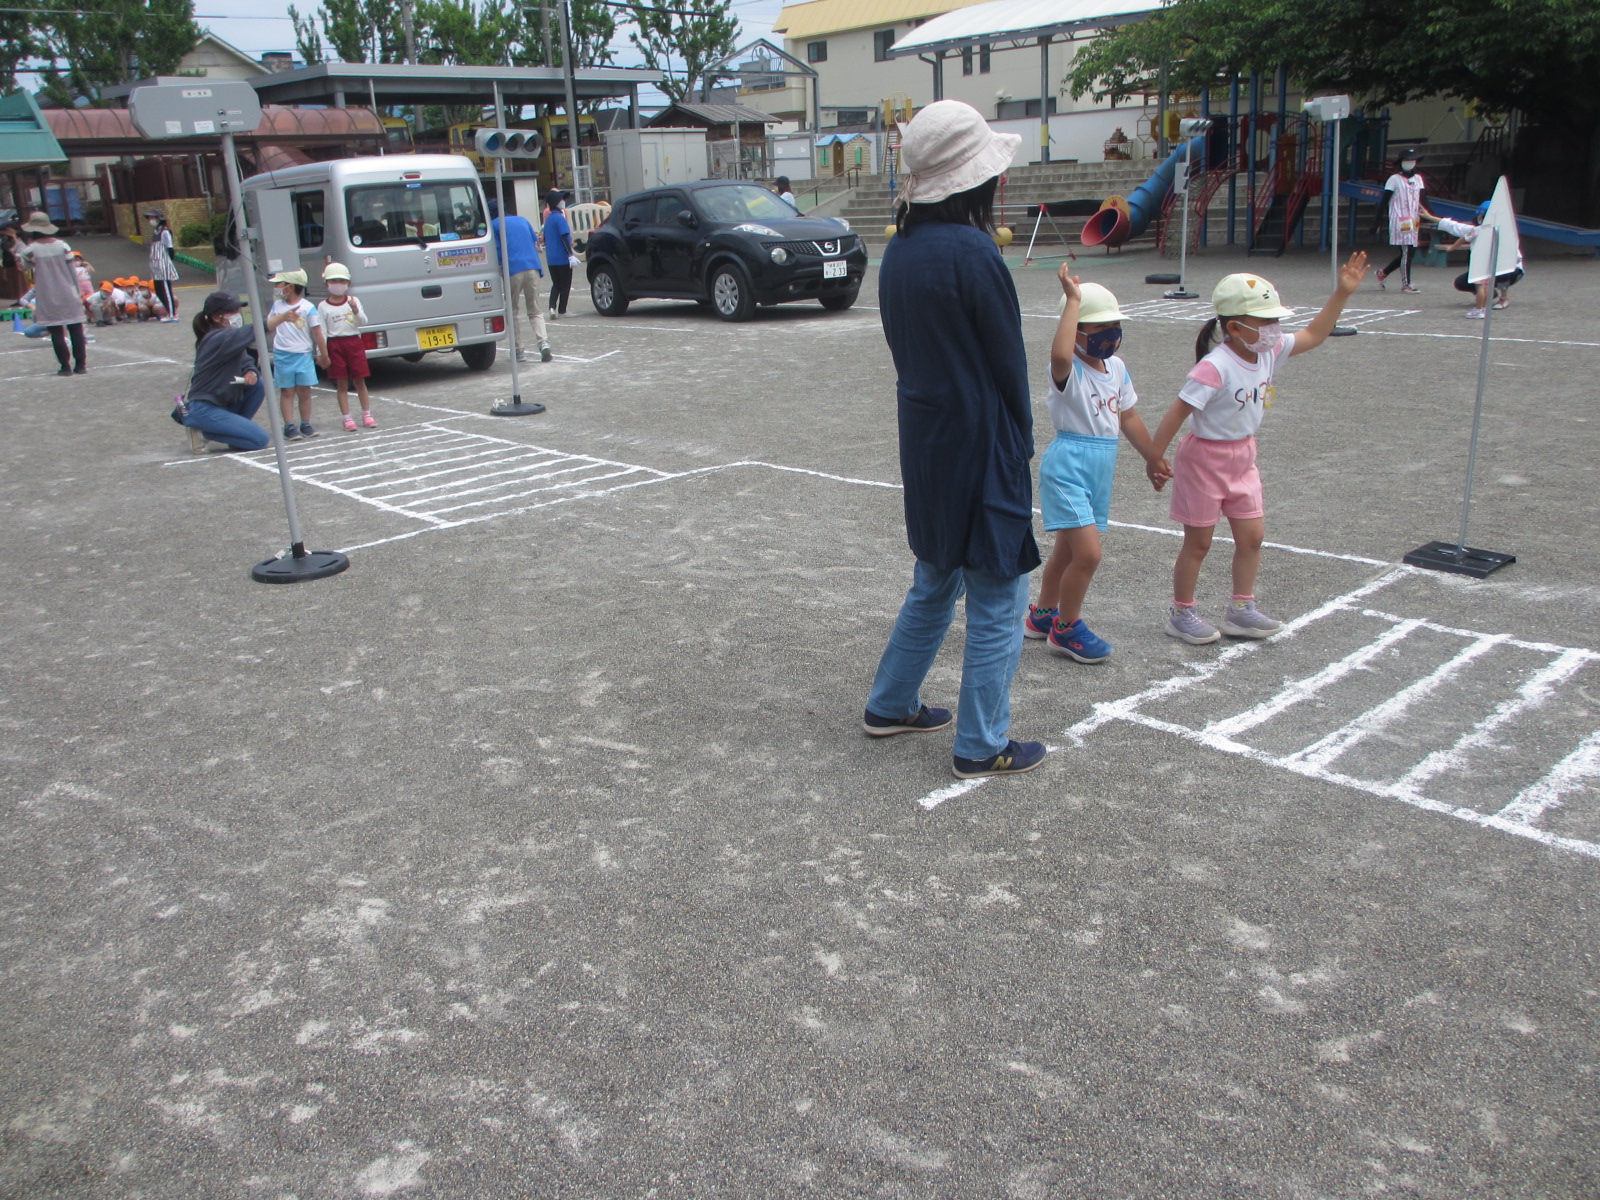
[1058,266,1081,304]
[1336,250,1369,294]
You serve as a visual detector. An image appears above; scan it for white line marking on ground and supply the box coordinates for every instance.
[1494,731,1600,827]
[1286,633,1511,771]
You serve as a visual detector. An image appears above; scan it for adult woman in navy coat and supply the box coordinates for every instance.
[862,101,1046,779]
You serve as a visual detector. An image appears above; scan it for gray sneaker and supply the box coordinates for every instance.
[1220,599,1283,638]
[539,341,553,362]
[1166,603,1221,645]
[514,349,531,363]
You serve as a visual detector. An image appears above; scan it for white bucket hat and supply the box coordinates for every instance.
[898,100,1021,205]
[21,211,58,235]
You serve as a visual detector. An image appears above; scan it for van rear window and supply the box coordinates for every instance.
[346,182,487,248]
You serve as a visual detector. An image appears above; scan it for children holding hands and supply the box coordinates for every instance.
[1025,266,1171,662]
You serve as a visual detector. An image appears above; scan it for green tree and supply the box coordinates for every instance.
[0,9,43,93]
[35,0,199,107]
[1065,0,1600,222]
[626,0,738,103]
[419,0,516,66]
[288,0,405,65]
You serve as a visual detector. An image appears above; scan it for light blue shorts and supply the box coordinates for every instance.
[1039,431,1119,532]
[272,349,318,388]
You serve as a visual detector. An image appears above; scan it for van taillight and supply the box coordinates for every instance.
[362,331,387,350]
[487,316,505,333]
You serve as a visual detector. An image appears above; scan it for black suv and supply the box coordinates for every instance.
[585,180,868,321]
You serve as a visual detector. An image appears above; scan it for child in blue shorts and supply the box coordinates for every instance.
[1024,269,1170,661]
[267,268,329,440]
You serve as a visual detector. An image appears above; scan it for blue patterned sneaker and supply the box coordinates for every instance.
[1220,599,1283,639]
[299,421,318,439]
[283,421,301,441]
[1023,604,1057,639]
[863,704,954,738]
[1047,617,1112,663]
[1165,603,1221,645]
[952,739,1048,779]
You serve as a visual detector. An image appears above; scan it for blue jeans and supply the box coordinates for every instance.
[867,560,1030,760]
[185,382,268,450]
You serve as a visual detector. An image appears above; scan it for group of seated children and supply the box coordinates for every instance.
[88,274,170,324]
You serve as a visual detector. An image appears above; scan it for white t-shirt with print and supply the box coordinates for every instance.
[1046,354,1138,438]
[1178,333,1296,441]
[270,296,320,354]
[317,295,366,339]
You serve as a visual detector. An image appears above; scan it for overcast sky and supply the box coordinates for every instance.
[185,0,787,107]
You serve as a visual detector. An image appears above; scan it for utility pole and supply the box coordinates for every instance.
[400,0,417,64]
[556,0,585,202]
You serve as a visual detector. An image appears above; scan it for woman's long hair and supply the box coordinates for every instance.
[895,176,998,238]
[192,311,215,347]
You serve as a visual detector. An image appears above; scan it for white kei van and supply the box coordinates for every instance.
[241,154,506,370]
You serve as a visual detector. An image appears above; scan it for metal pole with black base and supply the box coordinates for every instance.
[1403,225,1516,579]
[1162,119,1210,299]
[1305,95,1356,336]
[219,133,351,584]
[478,122,545,418]
[128,81,347,585]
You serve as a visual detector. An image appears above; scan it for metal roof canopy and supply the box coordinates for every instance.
[887,0,1160,57]
[0,89,67,170]
[244,62,665,110]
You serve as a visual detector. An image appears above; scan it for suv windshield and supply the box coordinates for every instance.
[693,184,802,225]
[346,181,487,248]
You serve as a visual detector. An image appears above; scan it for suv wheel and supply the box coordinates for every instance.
[819,288,858,312]
[708,263,755,322]
[590,264,629,316]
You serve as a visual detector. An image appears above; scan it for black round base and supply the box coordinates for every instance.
[1329,325,1358,337]
[251,550,351,584]
[1163,289,1200,300]
[1146,273,1182,284]
[490,401,547,417]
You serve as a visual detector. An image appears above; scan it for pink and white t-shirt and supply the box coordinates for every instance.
[1177,333,1297,441]
[1384,172,1427,246]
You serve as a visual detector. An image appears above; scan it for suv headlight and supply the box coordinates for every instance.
[734,223,781,237]
[769,245,790,264]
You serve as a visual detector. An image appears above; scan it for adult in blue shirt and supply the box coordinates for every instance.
[543,189,574,317]
[488,198,552,363]
[861,101,1046,779]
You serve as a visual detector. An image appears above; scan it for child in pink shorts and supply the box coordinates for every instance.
[1148,255,1369,644]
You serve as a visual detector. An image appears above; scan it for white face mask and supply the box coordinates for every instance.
[1233,320,1283,354]
[225,312,244,327]
[327,281,349,295]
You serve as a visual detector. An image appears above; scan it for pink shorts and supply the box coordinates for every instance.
[1169,433,1264,527]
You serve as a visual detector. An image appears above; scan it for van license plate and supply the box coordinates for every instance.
[417,324,457,350]
[823,259,847,279]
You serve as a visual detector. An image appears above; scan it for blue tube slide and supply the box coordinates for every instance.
[1082,135,1208,247]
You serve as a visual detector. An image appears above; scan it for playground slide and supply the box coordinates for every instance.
[1081,135,1208,248]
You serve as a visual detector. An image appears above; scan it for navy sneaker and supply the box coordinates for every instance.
[283,422,301,440]
[952,739,1048,779]
[863,704,953,737]
[299,421,318,439]
[1022,604,1057,639]
[1047,617,1112,663]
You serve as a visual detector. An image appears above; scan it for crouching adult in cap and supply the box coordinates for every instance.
[861,100,1048,780]
[172,291,271,452]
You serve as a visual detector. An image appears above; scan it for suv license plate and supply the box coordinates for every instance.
[822,259,847,279]
[417,324,457,350]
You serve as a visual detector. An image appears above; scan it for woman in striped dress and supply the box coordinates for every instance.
[147,212,181,322]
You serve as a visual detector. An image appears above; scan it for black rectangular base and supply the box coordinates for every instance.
[1403,541,1517,579]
